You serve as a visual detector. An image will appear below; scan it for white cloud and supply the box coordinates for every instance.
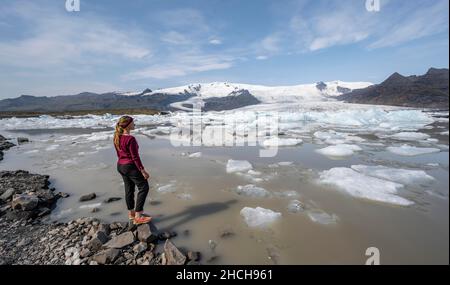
[256,55,268,60]
[369,0,449,49]
[209,38,223,45]
[0,1,151,70]
[161,31,191,45]
[124,53,235,80]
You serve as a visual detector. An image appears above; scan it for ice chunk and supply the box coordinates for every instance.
[176,193,193,200]
[235,185,271,198]
[262,138,302,148]
[79,203,102,209]
[307,210,338,225]
[45,144,60,151]
[315,144,362,157]
[277,161,294,166]
[226,160,253,173]
[389,132,430,141]
[274,190,299,198]
[240,207,282,228]
[318,167,413,206]
[387,145,440,156]
[287,200,305,213]
[188,152,202,158]
[247,170,262,176]
[351,165,434,185]
[157,184,176,194]
[440,131,449,136]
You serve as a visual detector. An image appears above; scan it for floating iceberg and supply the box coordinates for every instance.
[351,165,434,185]
[240,207,282,228]
[235,185,271,198]
[262,138,302,148]
[188,152,202,158]
[226,159,253,173]
[318,167,413,206]
[315,144,362,157]
[387,145,440,156]
[157,184,176,194]
[389,132,430,141]
[287,200,305,213]
[79,203,102,209]
[307,210,338,225]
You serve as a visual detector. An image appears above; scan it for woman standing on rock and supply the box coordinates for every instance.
[114,116,152,225]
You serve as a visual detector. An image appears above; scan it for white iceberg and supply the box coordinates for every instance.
[307,210,338,225]
[79,203,102,209]
[315,144,362,157]
[235,184,271,198]
[389,132,430,141]
[262,138,302,148]
[226,159,253,173]
[240,207,282,228]
[188,152,202,158]
[351,165,434,185]
[387,145,440,156]
[287,200,305,213]
[318,167,413,206]
[157,184,176,194]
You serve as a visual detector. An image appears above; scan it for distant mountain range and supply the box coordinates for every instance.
[0,68,447,114]
[0,81,370,113]
[338,68,449,108]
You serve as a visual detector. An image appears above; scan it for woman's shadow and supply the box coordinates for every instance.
[152,199,238,231]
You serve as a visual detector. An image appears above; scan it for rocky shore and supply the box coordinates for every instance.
[0,134,201,265]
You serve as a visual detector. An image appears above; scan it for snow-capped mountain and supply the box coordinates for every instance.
[144,81,373,103]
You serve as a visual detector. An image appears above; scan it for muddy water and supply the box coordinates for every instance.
[1,126,448,265]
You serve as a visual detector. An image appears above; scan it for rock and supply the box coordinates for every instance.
[11,194,39,211]
[187,260,201,265]
[17,137,29,144]
[92,248,120,265]
[79,193,96,202]
[208,240,218,251]
[91,208,100,213]
[219,228,235,239]
[187,251,201,262]
[80,248,91,258]
[17,238,32,247]
[164,240,186,265]
[98,224,110,236]
[37,207,51,217]
[87,231,109,251]
[104,231,135,249]
[133,242,148,256]
[104,197,122,203]
[0,188,16,201]
[58,192,70,198]
[89,261,98,265]
[136,223,158,243]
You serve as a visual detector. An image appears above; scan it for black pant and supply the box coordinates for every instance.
[117,163,149,212]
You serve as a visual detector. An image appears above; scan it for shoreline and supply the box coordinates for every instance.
[0,133,201,265]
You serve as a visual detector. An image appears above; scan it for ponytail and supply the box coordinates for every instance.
[113,116,134,151]
[113,123,125,151]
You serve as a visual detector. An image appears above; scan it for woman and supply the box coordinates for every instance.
[114,116,152,225]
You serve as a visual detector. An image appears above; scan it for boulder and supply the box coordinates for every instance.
[164,240,186,265]
[136,223,158,243]
[92,248,120,265]
[104,197,122,203]
[11,194,39,211]
[0,188,16,201]
[79,193,96,202]
[104,231,135,249]
[87,231,109,251]
[17,137,29,144]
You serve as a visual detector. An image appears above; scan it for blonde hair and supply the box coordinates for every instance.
[113,116,133,151]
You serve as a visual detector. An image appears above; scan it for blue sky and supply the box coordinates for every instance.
[0,0,448,99]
